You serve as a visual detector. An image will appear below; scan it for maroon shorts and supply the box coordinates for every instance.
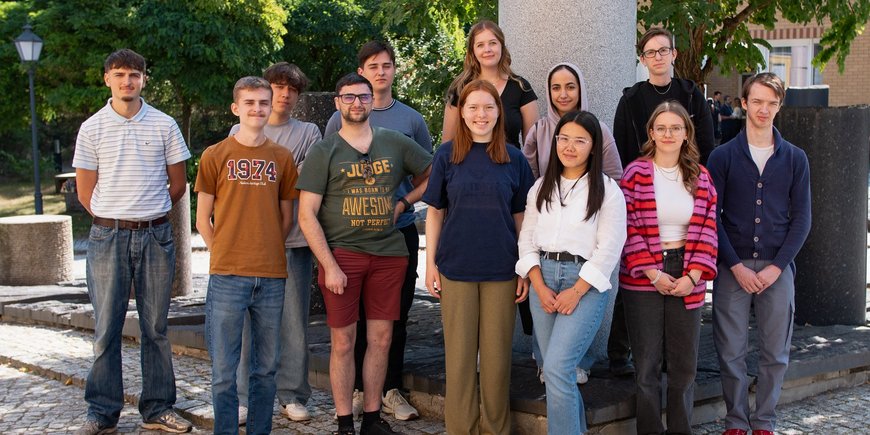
[318,248,408,328]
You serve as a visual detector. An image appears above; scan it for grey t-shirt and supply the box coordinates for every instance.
[229,118,322,248]
[324,99,432,228]
[296,127,433,256]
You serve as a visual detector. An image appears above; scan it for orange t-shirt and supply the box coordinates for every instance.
[195,136,298,277]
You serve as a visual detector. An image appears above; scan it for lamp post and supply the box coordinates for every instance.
[14,24,44,215]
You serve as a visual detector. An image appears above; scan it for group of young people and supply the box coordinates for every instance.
[70,19,810,435]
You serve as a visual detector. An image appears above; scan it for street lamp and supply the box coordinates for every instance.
[14,24,44,214]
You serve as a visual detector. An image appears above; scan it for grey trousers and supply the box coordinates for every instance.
[712,259,795,432]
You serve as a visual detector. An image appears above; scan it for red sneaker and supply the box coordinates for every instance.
[751,431,774,435]
[722,430,748,435]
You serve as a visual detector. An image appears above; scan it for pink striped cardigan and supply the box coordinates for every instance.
[619,158,718,309]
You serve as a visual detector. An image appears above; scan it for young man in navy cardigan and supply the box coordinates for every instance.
[707,72,811,435]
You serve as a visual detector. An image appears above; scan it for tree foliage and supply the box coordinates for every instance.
[639,0,870,86]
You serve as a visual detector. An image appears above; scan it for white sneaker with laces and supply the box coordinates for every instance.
[333,389,364,420]
[283,402,311,421]
[238,406,247,426]
[382,388,419,421]
[576,367,589,385]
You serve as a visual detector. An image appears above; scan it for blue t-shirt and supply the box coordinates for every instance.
[422,141,534,281]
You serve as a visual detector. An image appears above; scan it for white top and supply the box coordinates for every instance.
[653,163,694,242]
[748,143,774,175]
[516,174,627,292]
[73,99,190,220]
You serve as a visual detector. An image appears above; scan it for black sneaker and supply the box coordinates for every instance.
[610,358,636,377]
[331,431,356,435]
[360,418,400,435]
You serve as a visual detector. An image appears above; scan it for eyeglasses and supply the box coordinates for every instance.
[556,135,591,147]
[652,126,685,136]
[641,47,673,59]
[338,93,373,104]
[359,153,375,184]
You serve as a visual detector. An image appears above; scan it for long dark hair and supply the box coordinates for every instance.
[536,111,604,221]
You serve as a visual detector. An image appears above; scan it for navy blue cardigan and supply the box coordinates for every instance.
[706,127,811,270]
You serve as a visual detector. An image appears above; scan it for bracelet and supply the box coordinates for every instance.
[398,197,412,211]
[650,270,662,285]
[687,274,698,286]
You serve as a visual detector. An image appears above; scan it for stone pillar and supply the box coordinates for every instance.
[0,215,74,285]
[169,183,192,297]
[500,0,637,359]
[776,106,870,326]
[499,0,637,130]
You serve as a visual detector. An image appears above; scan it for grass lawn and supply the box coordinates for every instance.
[0,178,91,239]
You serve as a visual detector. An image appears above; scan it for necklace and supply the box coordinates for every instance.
[655,163,680,182]
[558,176,581,206]
[651,80,672,95]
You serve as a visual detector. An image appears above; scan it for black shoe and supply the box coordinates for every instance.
[610,358,636,377]
[360,418,400,435]
[332,430,356,435]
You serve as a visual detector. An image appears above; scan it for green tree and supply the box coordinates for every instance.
[639,0,870,86]
[135,0,288,145]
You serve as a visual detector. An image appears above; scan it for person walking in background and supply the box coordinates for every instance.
[195,76,298,434]
[517,110,626,434]
[441,20,538,148]
[609,27,716,378]
[522,62,623,385]
[708,73,811,435]
[620,101,718,435]
[297,73,432,435]
[324,40,432,422]
[230,62,322,425]
[73,48,192,435]
[423,80,534,434]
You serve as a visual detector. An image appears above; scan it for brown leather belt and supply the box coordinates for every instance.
[93,215,168,230]
[541,251,586,263]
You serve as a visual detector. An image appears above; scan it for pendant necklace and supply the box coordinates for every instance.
[558,176,581,207]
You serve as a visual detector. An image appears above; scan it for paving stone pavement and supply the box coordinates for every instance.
[0,323,446,434]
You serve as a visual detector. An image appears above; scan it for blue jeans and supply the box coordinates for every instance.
[238,247,313,406]
[530,257,609,434]
[206,274,285,434]
[84,222,177,426]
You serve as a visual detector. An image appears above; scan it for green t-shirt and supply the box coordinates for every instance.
[296,126,432,256]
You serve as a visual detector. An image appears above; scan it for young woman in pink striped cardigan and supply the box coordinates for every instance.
[619,101,718,435]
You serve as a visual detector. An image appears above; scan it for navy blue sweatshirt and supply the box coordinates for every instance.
[706,127,811,270]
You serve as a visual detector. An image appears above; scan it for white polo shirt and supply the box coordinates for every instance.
[73,98,190,220]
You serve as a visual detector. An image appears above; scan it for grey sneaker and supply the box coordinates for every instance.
[141,410,192,433]
[382,388,419,421]
[74,419,117,435]
[576,367,589,385]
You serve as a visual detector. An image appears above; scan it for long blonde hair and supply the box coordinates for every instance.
[641,101,700,194]
[451,80,509,165]
[445,20,527,104]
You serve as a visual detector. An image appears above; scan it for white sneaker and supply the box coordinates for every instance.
[238,406,247,426]
[576,367,589,385]
[382,388,419,421]
[283,403,311,421]
[537,367,545,384]
[333,389,364,420]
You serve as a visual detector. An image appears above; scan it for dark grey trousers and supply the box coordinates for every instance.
[712,259,795,432]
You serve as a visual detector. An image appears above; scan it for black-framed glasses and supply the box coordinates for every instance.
[359,153,375,184]
[338,93,373,104]
[641,47,673,58]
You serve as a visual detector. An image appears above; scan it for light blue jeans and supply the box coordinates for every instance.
[530,257,609,434]
[84,221,177,426]
[206,274,285,434]
[238,247,313,407]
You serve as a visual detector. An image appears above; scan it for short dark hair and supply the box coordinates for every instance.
[637,27,674,55]
[713,91,722,97]
[357,40,395,68]
[233,76,272,102]
[742,72,786,104]
[335,72,372,95]
[263,62,310,93]
[104,49,146,73]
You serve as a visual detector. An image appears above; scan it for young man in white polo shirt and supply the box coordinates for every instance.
[73,48,192,435]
